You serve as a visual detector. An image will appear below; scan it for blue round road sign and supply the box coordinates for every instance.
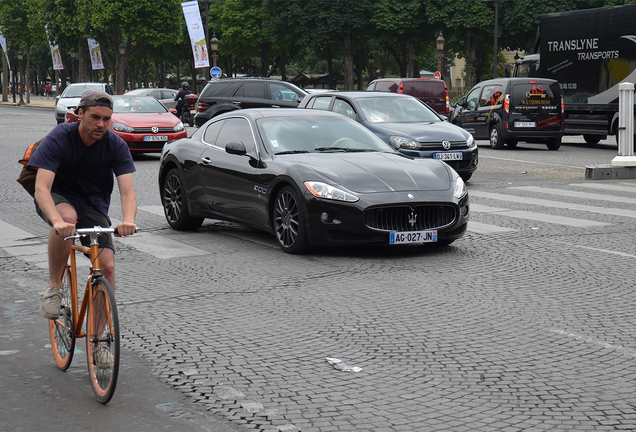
[210,67,222,78]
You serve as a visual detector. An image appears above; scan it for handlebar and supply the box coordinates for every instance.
[63,226,138,241]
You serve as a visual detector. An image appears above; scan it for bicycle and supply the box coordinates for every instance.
[48,226,124,404]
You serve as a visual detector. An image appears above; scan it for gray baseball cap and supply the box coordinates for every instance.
[78,90,113,110]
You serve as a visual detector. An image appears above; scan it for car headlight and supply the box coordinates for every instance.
[389,135,420,149]
[304,181,359,202]
[454,176,467,199]
[466,134,476,149]
[112,122,134,133]
[174,122,185,132]
[56,103,66,111]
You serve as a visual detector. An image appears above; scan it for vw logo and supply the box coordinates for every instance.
[408,193,414,200]
[151,126,159,134]
[442,140,451,150]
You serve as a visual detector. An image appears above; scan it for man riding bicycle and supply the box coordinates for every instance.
[29,90,137,326]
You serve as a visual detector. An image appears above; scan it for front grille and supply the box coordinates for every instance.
[365,204,457,231]
[132,126,175,133]
[417,140,467,150]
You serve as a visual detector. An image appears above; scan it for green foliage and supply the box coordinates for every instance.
[2,0,636,90]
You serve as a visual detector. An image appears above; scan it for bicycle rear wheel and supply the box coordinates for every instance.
[48,267,75,370]
[85,277,119,404]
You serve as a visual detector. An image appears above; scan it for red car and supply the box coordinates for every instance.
[108,95,187,153]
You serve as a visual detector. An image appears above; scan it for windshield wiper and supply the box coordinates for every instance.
[314,147,374,153]
[275,150,310,155]
[315,147,347,152]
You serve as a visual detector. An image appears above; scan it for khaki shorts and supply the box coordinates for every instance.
[35,193,115,252]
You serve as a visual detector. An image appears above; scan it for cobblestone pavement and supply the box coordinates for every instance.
[2,106,636,431]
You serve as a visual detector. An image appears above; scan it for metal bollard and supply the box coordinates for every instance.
[612,82,636,165]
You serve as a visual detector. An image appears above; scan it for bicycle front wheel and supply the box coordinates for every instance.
[85,277,119,404]
[49,267,75,370]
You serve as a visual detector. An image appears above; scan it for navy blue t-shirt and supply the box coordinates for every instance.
[29,122,136,222]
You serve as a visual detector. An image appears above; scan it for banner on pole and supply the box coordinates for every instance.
[87,39,104,70]
[50,45,63,70]
[0,26,10,70]
[44,26,64,71]
[181,1,210,69]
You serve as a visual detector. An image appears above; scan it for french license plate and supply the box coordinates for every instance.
[189,109,196,114]
[515,121,536,128]
[434,152,463,161]
[143,135,168,142]
[390,230,437,244]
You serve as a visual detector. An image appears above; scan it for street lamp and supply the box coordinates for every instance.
[17,48,25,106]
[70,47,77,83]
[118,42,126,93]
[436,32,446,80]
[210,33,219,67]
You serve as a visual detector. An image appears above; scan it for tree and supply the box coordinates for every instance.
[0,0,46,102]
[76,0,182,94]
[372,0,430,78]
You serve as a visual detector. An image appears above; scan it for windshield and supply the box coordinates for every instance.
[124,89,148,95]
[357,96,441,123]
[111,96,168,113]
[61,84,106,98]
[257,116,394,155]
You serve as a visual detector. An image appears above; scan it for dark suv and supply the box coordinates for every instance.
[194,78,308,127]
[451,77,564,150]
[366,78,449,116]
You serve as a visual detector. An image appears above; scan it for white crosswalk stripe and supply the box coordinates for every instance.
[469,190,636,218]
[467,182,636,235]
[471,203,609,227]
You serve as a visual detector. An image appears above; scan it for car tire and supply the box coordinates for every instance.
[583,134,602,144]
[460,172,473,182]
[161,168,204,231]
[505,140,518,148]
[546,137,561,150]
[489,125,505,149]
[272,185,309,254]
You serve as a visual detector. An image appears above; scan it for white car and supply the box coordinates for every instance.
[54,82,115,124]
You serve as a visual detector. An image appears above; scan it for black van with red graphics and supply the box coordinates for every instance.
[450,78,564,150]
[366,78,449,116]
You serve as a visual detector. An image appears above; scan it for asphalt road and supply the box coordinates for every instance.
[2,101,636,432]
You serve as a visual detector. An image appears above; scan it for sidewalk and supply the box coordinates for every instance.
[0,94,55,110]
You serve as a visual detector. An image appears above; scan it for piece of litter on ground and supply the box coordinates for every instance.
[326,357,361,372]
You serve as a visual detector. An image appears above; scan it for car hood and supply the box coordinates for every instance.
[282,151,451,193]
[111,112,181,128]
[58,97,81,107]
[370,121,469,142]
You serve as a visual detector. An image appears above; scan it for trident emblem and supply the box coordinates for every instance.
[408,210,417,229]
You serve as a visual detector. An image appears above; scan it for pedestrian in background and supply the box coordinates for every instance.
[51,84,57,98]
[45,83,51,98]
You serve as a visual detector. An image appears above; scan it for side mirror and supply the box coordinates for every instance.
[169,108,177,114]
[226,141,247,155]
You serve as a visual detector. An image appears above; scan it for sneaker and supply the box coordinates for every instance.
[93,344,113,369]
[40,287,62,319]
